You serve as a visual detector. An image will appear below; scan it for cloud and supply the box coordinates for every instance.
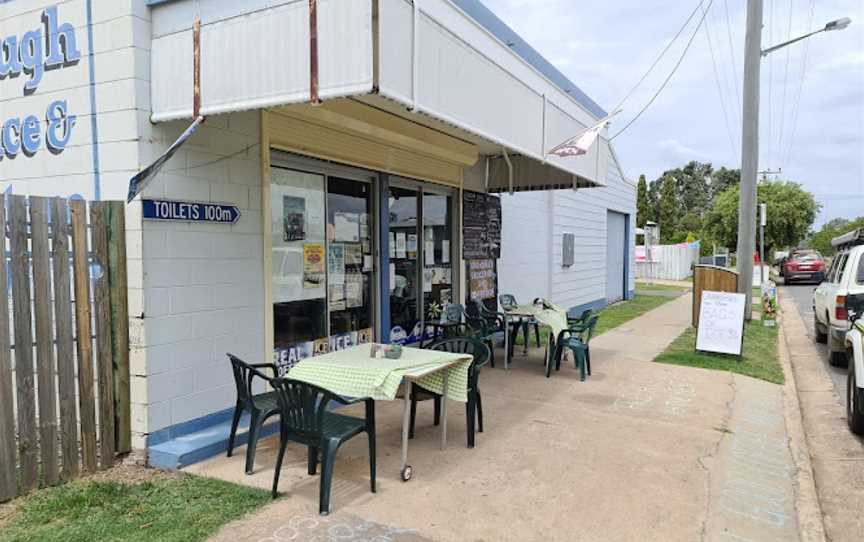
[481,0,864,226]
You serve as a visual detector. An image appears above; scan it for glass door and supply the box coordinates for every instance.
[270,160,376,373]
[421,192,453,340]
[326,177,374,349]
[388,186,420,344]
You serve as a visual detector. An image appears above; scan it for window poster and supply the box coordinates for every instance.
[425,241,435,267]
[273,342,313,376]
[303,243,325,288]
[442,240,450,263]
[344,243,363,266]
[468,259,497,302]
[334,212,360,242]
[313,338,330,356]
[423,268,434,293]
[407,234,418,259]
[345,274,364,308]
[389,233,396,258]
[328,243,345,285]
[329,283,346,311]
[389,263,397,291]
[282,196,306,241]
[396,232,407,258]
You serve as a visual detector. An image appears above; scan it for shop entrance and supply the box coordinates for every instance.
[387,181,454,345]
[269,157,377,371]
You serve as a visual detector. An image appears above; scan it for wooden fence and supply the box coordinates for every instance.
[0,195,130,502]
[635,243,701,281]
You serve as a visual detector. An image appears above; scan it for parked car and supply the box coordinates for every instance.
[844,294,864,434]
[781,249,826,283]
[813,229,864,365]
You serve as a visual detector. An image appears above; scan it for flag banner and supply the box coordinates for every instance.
[127,116,205,202]
[547,110,621,158]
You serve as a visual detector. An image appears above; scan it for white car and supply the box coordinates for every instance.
[845,294,864,434]
[813,229,864,365]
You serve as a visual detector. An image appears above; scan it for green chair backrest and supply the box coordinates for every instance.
[426,336,491,384]
[499,294,518,311]
[271,378,343,439]
[441,303,464,324]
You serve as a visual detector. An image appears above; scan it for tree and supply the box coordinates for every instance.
[806,216,864,255]
[704,180,821,257]
[636,174,650,228]
[657,175,678,243]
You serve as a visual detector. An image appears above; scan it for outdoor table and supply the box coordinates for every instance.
[504,303,569,374]
[288,344,472,481]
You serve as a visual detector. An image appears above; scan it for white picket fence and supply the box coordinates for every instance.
[636,243,700,281]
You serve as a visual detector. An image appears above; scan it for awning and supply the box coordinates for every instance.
[148,0,612,191]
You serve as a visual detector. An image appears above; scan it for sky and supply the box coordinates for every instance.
[482,0,864,227]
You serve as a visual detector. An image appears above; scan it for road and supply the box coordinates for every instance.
[779,281,847,401]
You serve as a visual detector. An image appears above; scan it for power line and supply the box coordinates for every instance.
[611,0,715,140]
[722,0,742,124]
[767,0,774,167]
[776,0,795,167]
[783,0,816,167]
[702,1,739,159]
[611,0,707,113]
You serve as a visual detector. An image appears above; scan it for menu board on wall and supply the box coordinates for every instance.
[462,192,501,260]
[467,259,497,304]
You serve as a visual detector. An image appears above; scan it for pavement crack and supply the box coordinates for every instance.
[698,372,737,542]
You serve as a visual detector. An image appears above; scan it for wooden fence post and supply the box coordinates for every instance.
[108,202,131,454]
[30,197,60,486]
[0,196,18,502]
[52,198,80,480]
[71,199,98,472]
[90,202,116,469]
[10,196,38,491]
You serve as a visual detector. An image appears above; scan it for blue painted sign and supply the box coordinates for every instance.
[142,199,241,224]
[0,6,80,161]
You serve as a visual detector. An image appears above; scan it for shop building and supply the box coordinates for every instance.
[0,0,633,467]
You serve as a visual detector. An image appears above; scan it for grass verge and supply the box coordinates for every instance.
[515,293,680,344]
[0,470,270,542]
[654,320,782,384]
[635,282,691,293]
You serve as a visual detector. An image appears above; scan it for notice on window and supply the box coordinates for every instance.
[328,244,345,285]
[423,269,434,293]
[389,263,396,291]
[344,243,363,267]
[389,233,396,258]
[345,275,364,308]
[282,196,306,242]
[396,233,407,259]
[425,241,435,267]
[334,212,360,242]
[363,255,373,272]
[329,284,346,311]
[303,243,325,289]
[442,240,450,263]
[407,234,418,259]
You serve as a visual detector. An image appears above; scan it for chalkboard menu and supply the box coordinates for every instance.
[463,192,501,260]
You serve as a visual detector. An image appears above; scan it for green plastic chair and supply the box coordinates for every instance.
[270,378,376,515]
[499,294,541,352]
[422,303,472,348]
[227,354,280,474]
[409,336,491,448]
[556,314,599,380]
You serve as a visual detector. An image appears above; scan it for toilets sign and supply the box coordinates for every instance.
[142,199,241,224]
[0,6,80,160]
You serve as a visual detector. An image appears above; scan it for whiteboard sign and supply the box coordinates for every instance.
[696,291,747,356]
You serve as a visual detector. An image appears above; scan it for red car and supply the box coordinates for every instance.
[781,250,826,284]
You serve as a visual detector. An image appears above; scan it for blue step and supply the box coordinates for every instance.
[147,412,279,470]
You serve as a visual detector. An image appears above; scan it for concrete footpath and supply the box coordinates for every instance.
[197,294,808,542]
[779,293,864,541]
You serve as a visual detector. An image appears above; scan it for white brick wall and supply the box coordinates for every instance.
[136,111,264,436]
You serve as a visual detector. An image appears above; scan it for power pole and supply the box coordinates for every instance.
[736,0,763,320]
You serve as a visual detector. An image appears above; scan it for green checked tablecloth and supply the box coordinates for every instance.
[507,303,570,336]
[288,344,473,403]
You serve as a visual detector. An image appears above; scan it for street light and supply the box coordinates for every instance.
[736,6,851,319]
[762,17,852,56]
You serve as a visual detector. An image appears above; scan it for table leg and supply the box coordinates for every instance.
[503,315,510,370]
[440,373,449,451]
[400,380,411,477]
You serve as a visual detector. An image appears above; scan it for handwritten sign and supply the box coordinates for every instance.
[696,290,746,356]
